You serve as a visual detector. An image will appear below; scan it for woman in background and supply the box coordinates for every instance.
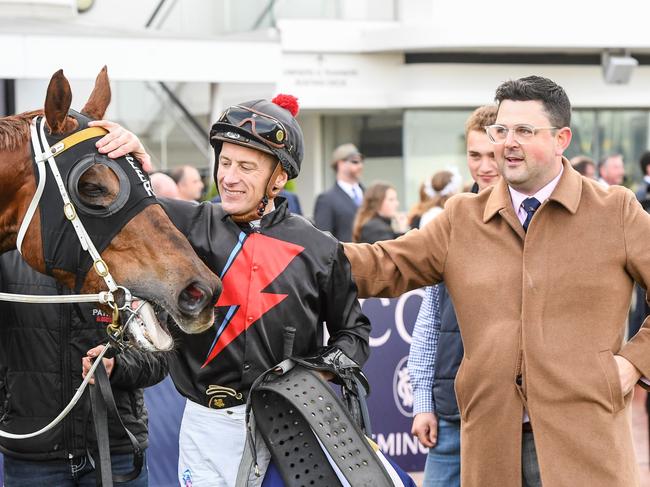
[407,183,433,229]
[419,170,461,228]
[352,182,407,244]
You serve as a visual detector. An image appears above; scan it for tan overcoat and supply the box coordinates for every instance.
[344,159,650,486]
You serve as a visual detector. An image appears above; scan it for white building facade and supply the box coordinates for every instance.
[3,0,650,214]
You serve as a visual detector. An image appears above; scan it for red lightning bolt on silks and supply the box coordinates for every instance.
[201,233,304,368]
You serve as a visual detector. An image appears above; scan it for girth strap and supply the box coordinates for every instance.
[250,366,393,487]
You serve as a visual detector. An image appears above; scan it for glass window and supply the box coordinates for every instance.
[321,112,404,206]
[111,81,212,173]
[567,109,650,187]
[595,110,649,185]
[565,110,597,162]
[403,109,473,210]
[403,108,650,199]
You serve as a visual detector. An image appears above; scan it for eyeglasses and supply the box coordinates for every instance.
[217,105,289,149]
[345,156,364,165]
[484,124,558,145]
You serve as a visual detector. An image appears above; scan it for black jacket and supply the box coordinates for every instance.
[313,184,361,242]
[359,216,399,244]
[0,251,168,460]
[162,198,370,408]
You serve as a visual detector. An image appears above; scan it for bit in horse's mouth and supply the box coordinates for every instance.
[125,299,174,351]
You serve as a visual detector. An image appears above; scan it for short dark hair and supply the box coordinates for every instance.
[639,151,650,175]
[170,166,187,184]
[494,76,571,128]
[570,155,595,176]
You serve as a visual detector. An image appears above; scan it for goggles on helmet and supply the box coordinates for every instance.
[217,105,292,151]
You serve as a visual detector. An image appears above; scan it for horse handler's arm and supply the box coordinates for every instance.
[89,120,153,173]
[109,347,170,389]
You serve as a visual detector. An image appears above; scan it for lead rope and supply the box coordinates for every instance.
[0,340,112,439]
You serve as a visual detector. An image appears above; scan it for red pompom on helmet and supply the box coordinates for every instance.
[272,94,299,117]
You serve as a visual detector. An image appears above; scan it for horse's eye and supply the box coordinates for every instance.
[79,182,108,197]
[75,163,121,211]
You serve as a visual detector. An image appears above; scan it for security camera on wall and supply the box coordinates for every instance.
[602,51,638,84]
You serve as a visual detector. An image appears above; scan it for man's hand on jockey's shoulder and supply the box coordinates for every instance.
[82,344,115,385]
[89,120,153,173]
[411,411,438,448]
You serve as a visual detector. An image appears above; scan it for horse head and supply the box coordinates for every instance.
[0,67,222,351]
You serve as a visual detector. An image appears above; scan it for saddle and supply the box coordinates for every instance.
[247,344,393,487]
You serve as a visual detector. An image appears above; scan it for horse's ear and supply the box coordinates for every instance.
[81,66,111,120]
[44,69,73,135]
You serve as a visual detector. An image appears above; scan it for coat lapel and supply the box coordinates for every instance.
[482,157,581,240]
[483,178,525,240]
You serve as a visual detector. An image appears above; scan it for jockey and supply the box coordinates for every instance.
[92,95,371,487]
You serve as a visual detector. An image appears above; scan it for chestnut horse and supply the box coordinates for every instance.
[0,67,221,350]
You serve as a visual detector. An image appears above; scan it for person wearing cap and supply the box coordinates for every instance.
[313,143,365,242]
[90,95,370,487]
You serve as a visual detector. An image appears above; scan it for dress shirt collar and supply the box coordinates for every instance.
[337,180,362,199]
[508,165,564,224]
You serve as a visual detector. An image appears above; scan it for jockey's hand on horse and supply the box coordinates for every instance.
[82,344,115,385]
[89,120,153,173]
[411,411,438,448]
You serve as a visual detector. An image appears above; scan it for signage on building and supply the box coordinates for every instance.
[278,53,401,109]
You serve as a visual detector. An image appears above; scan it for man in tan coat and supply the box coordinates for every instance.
[344,76,650,486]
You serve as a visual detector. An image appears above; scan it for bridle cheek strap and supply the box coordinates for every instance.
[20,117,118,292]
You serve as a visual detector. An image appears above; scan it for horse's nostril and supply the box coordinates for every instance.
[178,282,209,315]
[185,284,205,302]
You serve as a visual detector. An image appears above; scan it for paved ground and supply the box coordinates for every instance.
[410,385,650,486]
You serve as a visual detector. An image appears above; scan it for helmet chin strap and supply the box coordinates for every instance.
[231,161,284,223]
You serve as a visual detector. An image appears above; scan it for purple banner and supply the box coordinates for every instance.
[361,291,428,473]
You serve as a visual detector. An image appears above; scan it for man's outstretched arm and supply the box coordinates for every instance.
[343,203,452,298]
